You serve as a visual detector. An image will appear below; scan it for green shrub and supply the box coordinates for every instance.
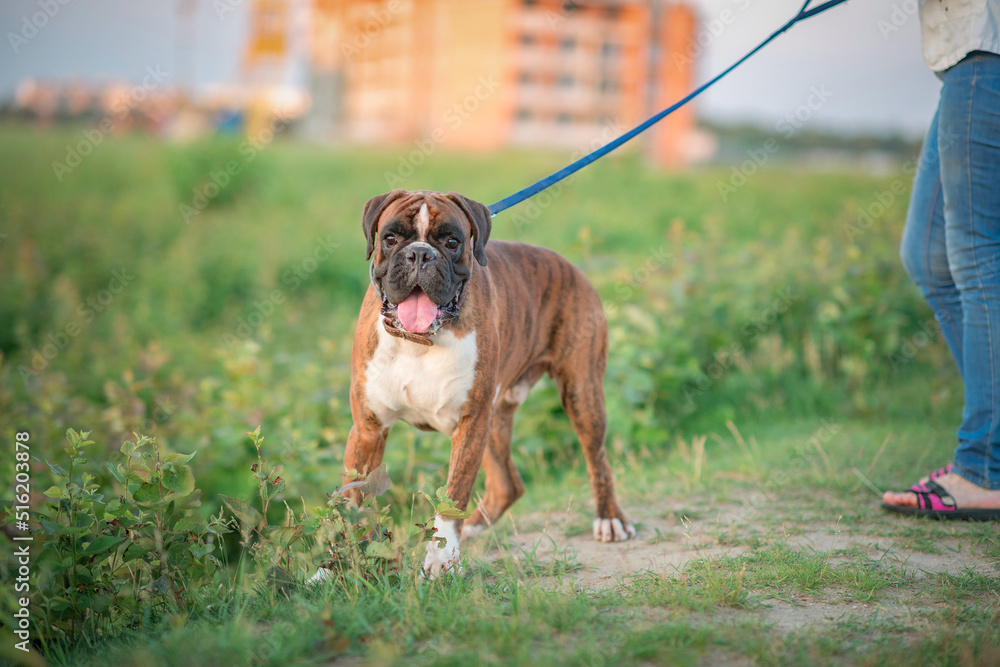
[1,424,459,656]
[1,430,223,648]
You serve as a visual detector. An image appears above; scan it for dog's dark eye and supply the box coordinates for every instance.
[445,238,460,251]
[384,234,397,248]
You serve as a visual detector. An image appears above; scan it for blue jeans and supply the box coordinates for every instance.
[900,51,1000,490]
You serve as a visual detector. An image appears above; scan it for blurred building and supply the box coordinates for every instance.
[242,0,294,137]
[12,77,176,133]
[306,0,700,167]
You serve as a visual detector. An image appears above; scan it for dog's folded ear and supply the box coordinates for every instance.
[446,192,492,266]
[363,190,408,260]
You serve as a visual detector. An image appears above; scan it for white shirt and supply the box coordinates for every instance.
[920,0,1000,71]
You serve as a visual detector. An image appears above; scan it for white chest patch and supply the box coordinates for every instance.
[365,325,478,435]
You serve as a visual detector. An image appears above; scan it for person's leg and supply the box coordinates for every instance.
[899,110,965,370]
[884,51,1000,511]
[940,52,1000,491]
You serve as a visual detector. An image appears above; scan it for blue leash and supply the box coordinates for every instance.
[487,0,850,217]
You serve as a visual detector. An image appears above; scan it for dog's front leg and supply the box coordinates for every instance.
[308,417,387,586]
[423,408,492,576]
[342,414,388,505]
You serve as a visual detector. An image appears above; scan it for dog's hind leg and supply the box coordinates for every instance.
[552,327,635,543]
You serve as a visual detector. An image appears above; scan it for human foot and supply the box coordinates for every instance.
[882,471,1000,520]
[920,463,952,484]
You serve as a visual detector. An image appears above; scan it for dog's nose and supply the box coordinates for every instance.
[405,246,433,267]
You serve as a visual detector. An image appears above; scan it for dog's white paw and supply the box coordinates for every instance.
[423,516,462,577]
[305,567,332,586]
[593,517,636,542]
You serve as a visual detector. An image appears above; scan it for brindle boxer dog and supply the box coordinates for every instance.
[345,189,634,576]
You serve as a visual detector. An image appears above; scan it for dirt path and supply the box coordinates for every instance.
[463,498,999,636]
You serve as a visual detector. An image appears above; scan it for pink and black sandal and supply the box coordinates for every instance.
[927,463,952,481]
[881,471,1000,521]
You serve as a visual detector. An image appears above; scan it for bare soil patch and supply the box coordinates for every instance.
[464,499,999,635]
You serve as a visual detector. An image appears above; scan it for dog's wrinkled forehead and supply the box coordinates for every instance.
[362,189,493,265]
[384,192,468,240]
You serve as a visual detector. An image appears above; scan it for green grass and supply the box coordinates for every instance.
[1,124,998,666]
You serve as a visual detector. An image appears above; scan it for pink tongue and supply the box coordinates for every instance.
[396,290,439,333]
